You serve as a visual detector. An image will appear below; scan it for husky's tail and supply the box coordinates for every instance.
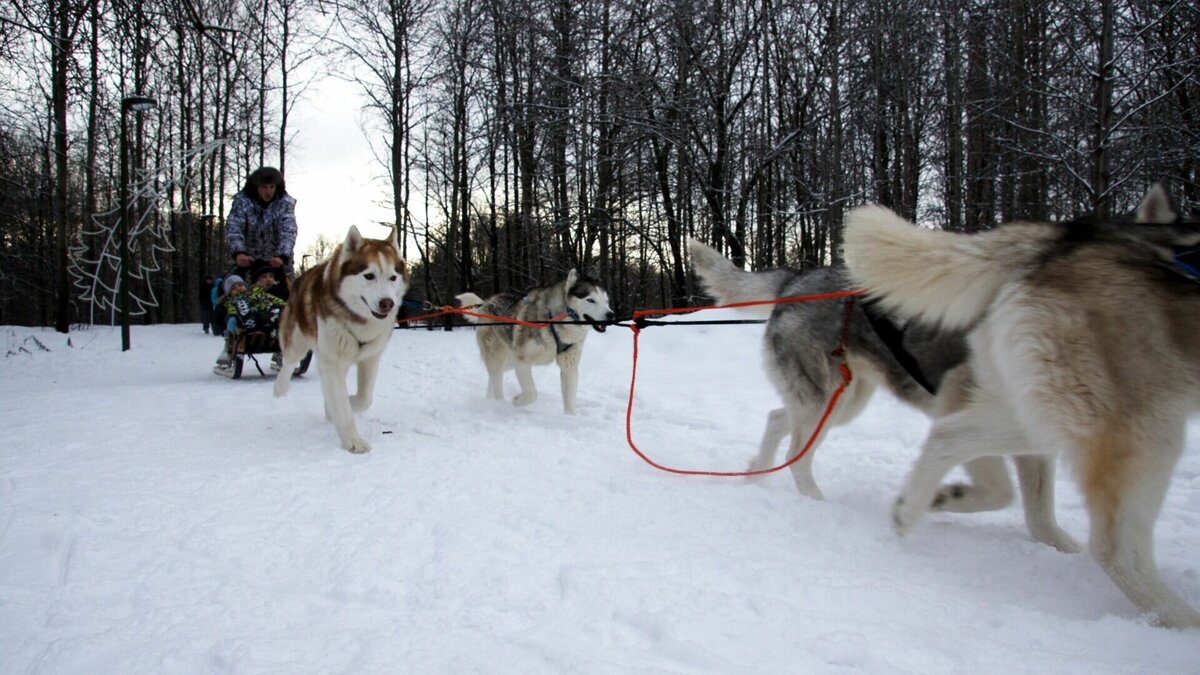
[455,292,486,324]
[687,238,793,316]
[843,206,1059,329]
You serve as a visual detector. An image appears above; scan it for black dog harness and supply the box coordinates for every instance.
[549,308,580,354]
[861,300,940,395]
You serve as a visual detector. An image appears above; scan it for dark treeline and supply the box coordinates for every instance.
[1,0,1197,328]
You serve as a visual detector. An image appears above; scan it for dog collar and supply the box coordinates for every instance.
[1171,246,1200,282]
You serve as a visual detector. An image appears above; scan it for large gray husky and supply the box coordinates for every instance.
[687,239,1074,550]
[456,270,616,415]
[844,186,1200,628]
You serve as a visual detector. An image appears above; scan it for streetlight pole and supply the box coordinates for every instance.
[118,95,157,351]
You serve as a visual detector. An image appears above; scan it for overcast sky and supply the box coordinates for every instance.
[283,75,398,257]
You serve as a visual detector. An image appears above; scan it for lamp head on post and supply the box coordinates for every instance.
[118,94,158,352]
[122,95,157,113]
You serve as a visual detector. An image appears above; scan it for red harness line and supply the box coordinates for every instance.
[396,289,866,477]
[398,306,564,328]
[624,289,864,477]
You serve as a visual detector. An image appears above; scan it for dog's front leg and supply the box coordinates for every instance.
[319,357,370,453]
[557,352,580,415]
[512,360,538,407]
[349,353,381,413]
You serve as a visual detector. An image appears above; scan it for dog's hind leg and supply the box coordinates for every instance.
[512,360,538,408]
[746,408,789,476]
[475,330,507,400]
[779,377,874,499]
[1081,423,1200,628]
[784,432,824,500]
[1014,455,1079,553]
[782,404,831,500]
[482,350,507,400]
[486,367,505,400]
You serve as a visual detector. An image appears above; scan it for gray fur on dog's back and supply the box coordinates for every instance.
[764,265,966,407]
[687,237,965,409]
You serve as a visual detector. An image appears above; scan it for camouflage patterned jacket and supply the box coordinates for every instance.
[221,287,287,335]
[224,189,298,275]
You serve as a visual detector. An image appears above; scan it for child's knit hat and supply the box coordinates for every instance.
[222,275,246,294]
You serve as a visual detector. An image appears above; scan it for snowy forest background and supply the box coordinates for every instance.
[1,0,1198,330]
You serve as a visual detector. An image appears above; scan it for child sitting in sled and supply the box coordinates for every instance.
[215,266,287,368]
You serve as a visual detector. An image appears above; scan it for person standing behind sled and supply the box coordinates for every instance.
[224,166,297,300]
[199,275,215,334]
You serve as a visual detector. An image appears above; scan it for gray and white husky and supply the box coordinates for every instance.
[844,186,1200,627]
[687,238,1078,551]
[456,270,616,415]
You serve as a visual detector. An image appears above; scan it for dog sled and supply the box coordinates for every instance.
[213,324,312,380]
[212,297,311,380]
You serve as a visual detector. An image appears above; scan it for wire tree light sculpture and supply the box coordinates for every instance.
[70,139,228,325]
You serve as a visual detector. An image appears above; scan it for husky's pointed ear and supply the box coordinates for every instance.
[387,225,401,251]
[566,268,578,287]
[1137,184,1177,224]
[343,225,364,253]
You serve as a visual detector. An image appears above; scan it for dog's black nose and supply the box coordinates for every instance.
[379,298,395,313]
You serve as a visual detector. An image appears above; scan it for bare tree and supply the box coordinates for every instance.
[331,0,433,275]
[1,0,1198,326]
[6,0,90,331]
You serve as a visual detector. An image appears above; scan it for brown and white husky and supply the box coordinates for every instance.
[274,225,409,453]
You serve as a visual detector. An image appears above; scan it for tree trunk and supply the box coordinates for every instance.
[52,0,73,333]
[1090,0,1115,215]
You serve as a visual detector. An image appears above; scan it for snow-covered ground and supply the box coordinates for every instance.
[2,318,1198,673]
